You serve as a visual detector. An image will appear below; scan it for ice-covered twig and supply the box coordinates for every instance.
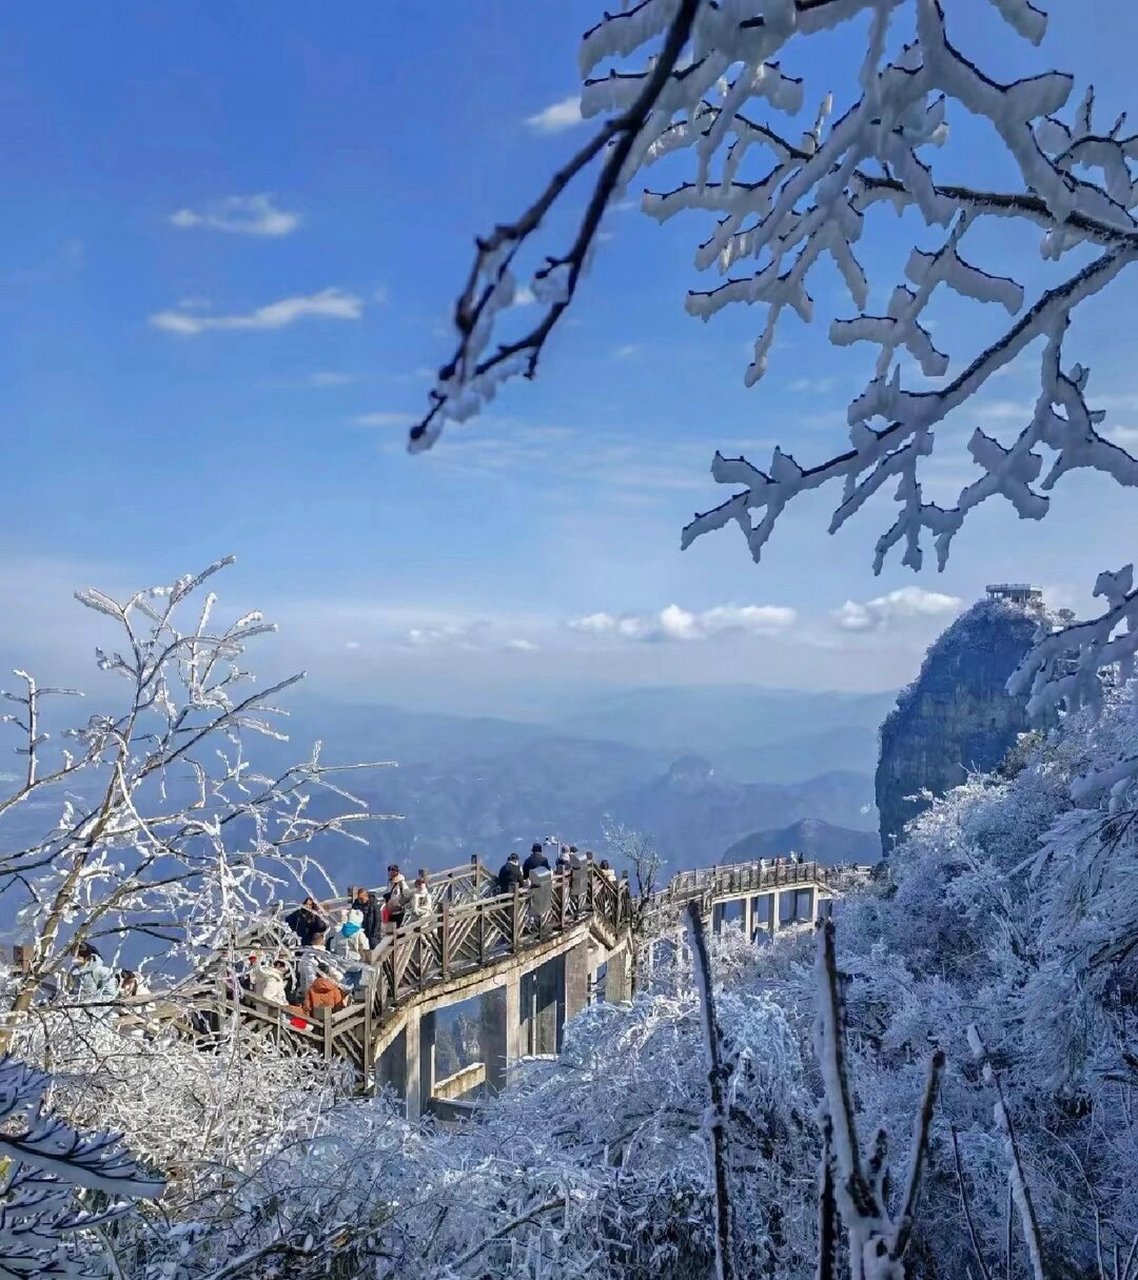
[685,900,737,1280]
[967,1024,1047,1280]
[814,920,944,1279]
[409,0,702,450]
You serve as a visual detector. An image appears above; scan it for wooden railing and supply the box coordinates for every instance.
[61,855,857,1079]
[660,858,835,906]
[369,862,628,1024]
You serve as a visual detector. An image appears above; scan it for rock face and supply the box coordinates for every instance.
[876,587,1051,854]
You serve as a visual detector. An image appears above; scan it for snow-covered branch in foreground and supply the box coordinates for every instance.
[419,0,1138,722]
[685,901,737,1280]
[0,558,397,1029]
[0,1054,161,1276]
[815,919,943,1280]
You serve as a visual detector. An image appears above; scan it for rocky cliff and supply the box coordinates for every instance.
[876,589,1052,853]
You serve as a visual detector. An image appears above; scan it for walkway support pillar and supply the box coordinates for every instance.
[743,896,755,943]
[481,972,521,1092]
[404,1005,423,1121]
[769,890,780,937]
[563,941,588,1039]
[606,944,632,1003]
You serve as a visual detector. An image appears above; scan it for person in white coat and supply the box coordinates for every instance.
[74,944,119,1004]
[408,877,432,923]
[331,908,371,961]
[250,958,289,1007]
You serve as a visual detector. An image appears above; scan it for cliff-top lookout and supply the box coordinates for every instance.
[985,583,1043,606]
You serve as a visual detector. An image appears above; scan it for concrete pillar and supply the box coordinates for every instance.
[481,973,521,1092]
[770,890,780,936]
[605,944,631,1003]
[563,941,588,1037]
[743,896,755,943]
[539,957,561,1054]
[419,1010,437,1117]
[404,1005,423,1121]
[376,1027,405,1100]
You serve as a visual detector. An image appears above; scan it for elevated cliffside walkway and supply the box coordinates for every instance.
[85,855,851,1118]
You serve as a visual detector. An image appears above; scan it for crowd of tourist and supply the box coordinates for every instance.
[231,845,616,1029]
[64,844,619,1029]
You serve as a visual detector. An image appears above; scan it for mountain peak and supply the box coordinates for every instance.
[667,755,716,785]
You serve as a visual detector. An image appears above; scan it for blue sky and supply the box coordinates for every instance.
[1,1,1136,715]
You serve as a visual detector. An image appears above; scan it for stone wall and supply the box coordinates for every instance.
[875,593,1050,853]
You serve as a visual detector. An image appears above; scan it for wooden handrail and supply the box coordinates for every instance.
[142,854,862,1076]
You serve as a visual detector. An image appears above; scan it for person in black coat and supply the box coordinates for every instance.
[522,842,549,880]
[285,897,328,947]
[497,852,523,895]
[351,887,382,948]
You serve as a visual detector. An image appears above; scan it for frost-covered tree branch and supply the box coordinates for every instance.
[815,919,943,1280]
[685,900,737,1280]
[0,558,395,1030]
[420,0,1138,729]
[0,1055,161,1276]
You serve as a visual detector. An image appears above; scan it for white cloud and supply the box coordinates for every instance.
[970,399,1032,424]
[613,344,641,360]
[789,376,834,394]
[168,194,301,237]
[514,284,536,305]
[150,288,363,335]
[1108,425,1138,449]
[525,96,583,134]
[354,411,416,428]
[308,371,358,388]
[568,603,796,643]
[832,586,964,633]
[404,619,538,653]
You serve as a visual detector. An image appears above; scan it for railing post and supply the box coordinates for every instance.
[478,901,487,967]
[440,902,451,981]
[511,885,521,952]
[322,1004,333,1061]
[470,853,479,893]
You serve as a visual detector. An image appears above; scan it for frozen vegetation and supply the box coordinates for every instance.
[5,0,1138,1275]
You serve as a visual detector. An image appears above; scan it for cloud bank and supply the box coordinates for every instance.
[832,587,963,632]
[569,603,797,643]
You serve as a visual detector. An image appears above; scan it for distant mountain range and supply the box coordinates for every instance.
[724,818,881,865]
[268,687,888,884]
[0,685,892,894]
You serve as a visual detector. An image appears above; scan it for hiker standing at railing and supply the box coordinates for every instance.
[285,896,328,948]
[383,864,411,931]
[497,852,523,894]
[408,876,432,922]
[349,886,381,950]
[522,842,549,880]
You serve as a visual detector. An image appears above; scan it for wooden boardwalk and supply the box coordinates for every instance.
[127,855,850,1088]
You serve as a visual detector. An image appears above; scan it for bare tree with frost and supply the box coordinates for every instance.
[602,819,664,992]
[0,557,390,1030]
[415,0,1138,742]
